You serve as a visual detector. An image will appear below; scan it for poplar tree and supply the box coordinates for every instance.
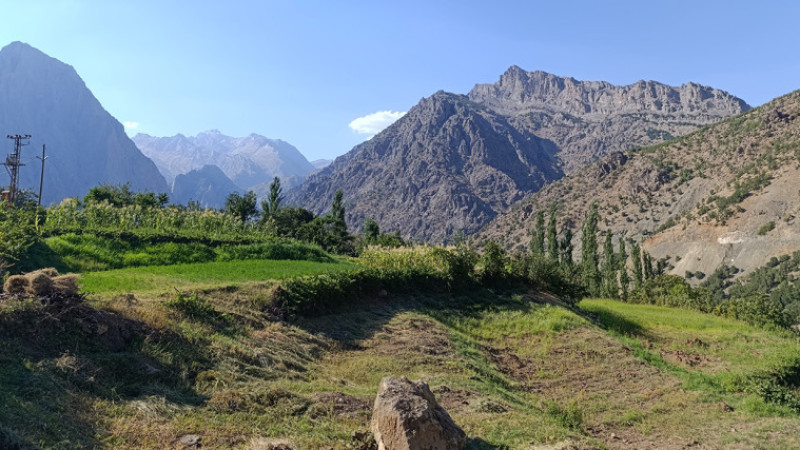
[602,232,616,298]
[643,251,654,281]
[581,202,601,295]
[631,242,643,289]
[260,177,284,220]
[531,210,545,256]
[618,237,629,301]
[547,204,558,262]
[560,228,574,267]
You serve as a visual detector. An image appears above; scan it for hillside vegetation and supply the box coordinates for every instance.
[481,90,800,279]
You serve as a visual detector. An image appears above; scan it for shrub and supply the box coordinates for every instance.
[481,241,508,283]
[758,221,776,236]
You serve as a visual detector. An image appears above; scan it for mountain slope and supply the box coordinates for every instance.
[171,164,242,208]
[289,67,748,242]
[134,130,314,189]
[0,42,167,204]
[479,90,800,277]
[289,92,563,242]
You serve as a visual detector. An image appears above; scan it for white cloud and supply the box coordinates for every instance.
[123,121,140,131]
[348,110,406,136]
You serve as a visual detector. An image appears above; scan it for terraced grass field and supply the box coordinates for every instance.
[3,266,800,448]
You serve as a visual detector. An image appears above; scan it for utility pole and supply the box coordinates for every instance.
[36,144,48,207]
[3,134,31,205]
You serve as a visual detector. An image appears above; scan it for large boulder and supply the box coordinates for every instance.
[371,376,467,450]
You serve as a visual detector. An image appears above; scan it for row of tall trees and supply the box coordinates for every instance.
[530,201,660,299]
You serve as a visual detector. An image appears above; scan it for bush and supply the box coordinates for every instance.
[758,221,776,236]
[270,267,451,316]
[481,241,508,283]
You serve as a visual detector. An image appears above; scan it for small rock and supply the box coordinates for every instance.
[719,401,734,412]
[378,289,388,298]
[179,434,201,447]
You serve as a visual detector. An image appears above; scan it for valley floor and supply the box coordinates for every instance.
[2,264,800,449]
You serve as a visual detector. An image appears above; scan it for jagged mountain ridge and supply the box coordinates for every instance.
[0,42,167,204]
[478,89,800,278]
[468,66,751,173]
[133,130,314,190]
[289,91,563,242]
[289,67,749,242]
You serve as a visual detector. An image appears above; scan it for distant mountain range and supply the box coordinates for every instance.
[133,131,316,207]
[288,67,750,242]
[0,41,167,204]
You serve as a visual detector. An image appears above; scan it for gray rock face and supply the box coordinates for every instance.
[134,130,314,190]
[289,66,749,243]
[371,377,466,450]
[289,92,562,243]
[171,164,241,208]
[469,66,751,173]
[0,42,168,204]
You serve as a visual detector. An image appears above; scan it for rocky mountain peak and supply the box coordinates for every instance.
[469,66,750,118]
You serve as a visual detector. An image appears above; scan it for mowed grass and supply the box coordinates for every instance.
[79,258,357,295]
[579,298,800,378]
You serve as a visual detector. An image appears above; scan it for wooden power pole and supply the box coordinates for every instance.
[36,144,48,207]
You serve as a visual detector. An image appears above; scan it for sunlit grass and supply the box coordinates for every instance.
[80,258,357,295]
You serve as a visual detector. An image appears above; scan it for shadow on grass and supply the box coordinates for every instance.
[576,303,653,340]
[468,437,510,449]
[294,286,536,345]
[0,297,207,448]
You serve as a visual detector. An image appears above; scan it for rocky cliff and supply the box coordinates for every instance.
[289,91,562,242]
[0,42,168,204]
[469,66,750,173]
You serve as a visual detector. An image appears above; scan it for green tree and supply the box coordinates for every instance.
[581,202,601,295]
[547,204,558,262]
[643,251,654,281]
[618,237,629,301]
[260,177,284,220]
[531,210,545,256]
[482,240,508,283]
[363,217,380,244]
[271,206,315,237]
[631,242,643,289]
[560,227,574,267]
[224,190,258,224]
[602,232,616,298]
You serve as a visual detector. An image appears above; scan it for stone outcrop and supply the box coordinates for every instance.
[371,376,466,450]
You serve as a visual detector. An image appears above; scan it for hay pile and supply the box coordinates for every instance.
[2,268,80,296]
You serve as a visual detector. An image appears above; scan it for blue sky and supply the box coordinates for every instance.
[2,0,798,160]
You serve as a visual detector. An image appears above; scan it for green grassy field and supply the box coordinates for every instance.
[79,258,357,295]
[4,259,800,449]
